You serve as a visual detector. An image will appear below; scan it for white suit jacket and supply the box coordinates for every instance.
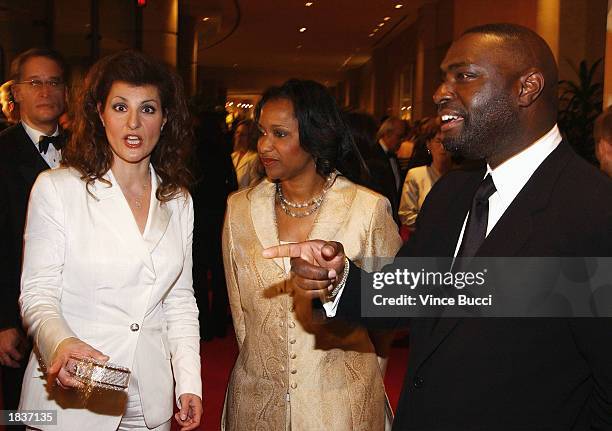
[19,167,201,430]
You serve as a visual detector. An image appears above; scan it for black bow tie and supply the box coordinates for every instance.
[38,135,64,154]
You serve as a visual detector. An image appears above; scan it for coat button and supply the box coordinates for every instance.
[288,321,296,329]
[291,382,297,389]
[130,323,140,332]
[291,369,297,374]
[290,353,297,359]
[289,339,296,344]
[413,375,424,388]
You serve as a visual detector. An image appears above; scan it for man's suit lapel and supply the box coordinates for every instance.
[413,143,572,372]
[409,168,484,371]
[478,142,570,257]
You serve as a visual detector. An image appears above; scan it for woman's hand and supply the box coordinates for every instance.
[47,337,109,390]
[175,393,203,431]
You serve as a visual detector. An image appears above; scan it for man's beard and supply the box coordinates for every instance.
[443,94,520,160]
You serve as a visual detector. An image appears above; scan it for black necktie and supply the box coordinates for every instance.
[457,174,497,258]
[38,135,64,154]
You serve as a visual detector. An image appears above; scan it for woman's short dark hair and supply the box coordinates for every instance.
[62,50,193,202]
[255,79,369,185]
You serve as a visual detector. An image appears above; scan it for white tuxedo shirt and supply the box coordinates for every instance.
[19,167,201,430]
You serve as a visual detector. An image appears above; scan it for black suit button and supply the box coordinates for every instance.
[413,375,424,388]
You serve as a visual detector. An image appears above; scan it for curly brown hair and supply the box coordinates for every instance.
[62,50,193,202]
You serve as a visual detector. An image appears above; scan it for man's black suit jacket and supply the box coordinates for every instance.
[0,124,50,330]
[365,143,401,224]
[338,142,612,430]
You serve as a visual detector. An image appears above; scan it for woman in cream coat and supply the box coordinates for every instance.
[19,51,202,430]
[222,80,401,430]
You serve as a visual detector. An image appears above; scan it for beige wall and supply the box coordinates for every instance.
[143,0,178,67]
[558,0,607,83]
[340,0,608,123]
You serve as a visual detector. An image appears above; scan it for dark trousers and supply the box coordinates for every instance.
[1,356,27,430]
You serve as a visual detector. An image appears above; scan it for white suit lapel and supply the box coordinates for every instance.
[143,169,172,254]
[89,168,158,275]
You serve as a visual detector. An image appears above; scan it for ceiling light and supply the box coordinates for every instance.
[305,2,313,6]
[202,17,210,21]
[384,16,391,21]
[369,33,375,37]
[299,27,307,32]
[373,28,379,32]
[378,22,385,27]
[394,4,403,9]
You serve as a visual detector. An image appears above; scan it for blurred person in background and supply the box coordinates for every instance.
[191,109,237,340]
[0,48,67,428]
[0,80,19,127]
[231,119,263,189]
[398,118,452,233]
[396,120,415,177]
[594,106,612,178]
[343,110,379,160]
[222,79,400,430]
[364,116,406,224]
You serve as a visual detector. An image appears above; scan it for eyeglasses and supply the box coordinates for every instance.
[14,79,65,90]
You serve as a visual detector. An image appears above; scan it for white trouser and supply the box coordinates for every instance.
[116,365,170,431]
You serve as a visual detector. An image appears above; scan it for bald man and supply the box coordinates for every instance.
[264,24,612,430]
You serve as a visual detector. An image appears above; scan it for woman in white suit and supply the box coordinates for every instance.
[19,51,202,430]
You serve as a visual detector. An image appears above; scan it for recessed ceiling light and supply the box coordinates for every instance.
[384,16,391,21]
[299,27,307,32]
[297,44,303,49]
[394,4,403,9]
[378,22,385,27]
[202,17,210,21]
[373,28,379,32]
[305,2,313,6]
[369,33,375,37]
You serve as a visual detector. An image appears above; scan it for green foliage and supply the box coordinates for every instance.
[558,58,603,164]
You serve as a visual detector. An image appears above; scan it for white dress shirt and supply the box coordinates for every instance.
[326,124,563,317]
[21,120,61,168]
[452,124,562,257]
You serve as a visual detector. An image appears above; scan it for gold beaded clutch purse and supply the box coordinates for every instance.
[68,356,131,391]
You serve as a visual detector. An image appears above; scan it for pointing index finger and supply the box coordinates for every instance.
[262,243,303,259]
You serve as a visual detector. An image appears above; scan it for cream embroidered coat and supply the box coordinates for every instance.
[222,176,402,430]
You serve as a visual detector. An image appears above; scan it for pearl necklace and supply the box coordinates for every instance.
[276,173,336,218]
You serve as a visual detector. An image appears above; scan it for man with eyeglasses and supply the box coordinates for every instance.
[0,47,67,421]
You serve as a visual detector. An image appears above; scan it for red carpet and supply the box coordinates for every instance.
[176,330,409,430]
[1,331,408,431]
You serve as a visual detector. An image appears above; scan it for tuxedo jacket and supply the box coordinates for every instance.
[339,142,612,430]
[19,167,201,430]
[0,123,51,330]
[365,143,401,224]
